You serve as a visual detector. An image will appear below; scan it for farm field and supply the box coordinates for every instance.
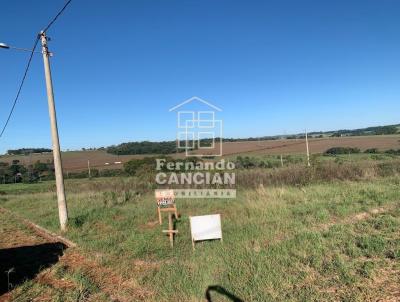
[0,157,399,301]
[0,151,143,172]
[1,135,400,172]
[192,135,400,157]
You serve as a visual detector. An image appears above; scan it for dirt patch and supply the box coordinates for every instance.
[0,210,67,299]
[0,207,76,248]
[0,210,48,249]
[0,209,152,301]
[60,250,154,301]
[371,264,400,301]
[36,270,76,290]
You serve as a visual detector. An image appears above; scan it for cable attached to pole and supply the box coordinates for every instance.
[0,0,73,139]
[0,37,40,138]
[42,0,73,33]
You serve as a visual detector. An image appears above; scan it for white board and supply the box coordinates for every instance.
[190,214,222,242]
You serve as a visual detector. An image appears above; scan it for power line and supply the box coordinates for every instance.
[42,0,73,33]
[0,37,40,138]
[0,0,73,139]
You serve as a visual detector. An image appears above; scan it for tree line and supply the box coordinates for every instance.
[0,160,54,183]
[6,148,52,155]
[106,141,181,155]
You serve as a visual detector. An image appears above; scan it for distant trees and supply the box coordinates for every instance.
[6,148,52,155]
[33,161,49,173]
[385,149,400,155]
[0,160,55,183]
[123,156,203,176]
[107,141,181,155]
[123,158,155,175]
[324,147,400,156]
[373,126,398,135]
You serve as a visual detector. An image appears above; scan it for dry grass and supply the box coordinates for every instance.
[2,176,400,301]
[237,160,400,188]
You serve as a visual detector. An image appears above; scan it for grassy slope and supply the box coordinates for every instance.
[1,176,399,301]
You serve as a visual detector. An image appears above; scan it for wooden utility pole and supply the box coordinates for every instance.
[40,31,68,231]
[280,154,284,167]
[87,160,91,179]
[305,129,310,167]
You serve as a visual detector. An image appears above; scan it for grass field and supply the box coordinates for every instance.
[1,135,400,172]
[0,157,399,301]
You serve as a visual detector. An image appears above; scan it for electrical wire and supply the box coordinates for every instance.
[0,0,73,139]
[42,0,73,33]
[0,37,40,138]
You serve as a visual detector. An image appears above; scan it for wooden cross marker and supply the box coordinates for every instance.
[162,213,178,247]
[156,189,179,247]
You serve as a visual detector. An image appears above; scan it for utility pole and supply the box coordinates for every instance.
[40,31,68,231]
[87,159,91,179]
[280,154,284,167]
[305,129,310,167]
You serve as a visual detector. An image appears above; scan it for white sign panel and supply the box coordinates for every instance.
[190,214,222,242]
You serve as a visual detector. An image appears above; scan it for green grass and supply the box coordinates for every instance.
[1,174,399,300]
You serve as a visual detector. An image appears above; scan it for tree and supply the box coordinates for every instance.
[33,161,49,172]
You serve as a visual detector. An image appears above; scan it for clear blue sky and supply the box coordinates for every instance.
[1,0,399,153]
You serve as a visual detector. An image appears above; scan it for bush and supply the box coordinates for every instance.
[385,149,400,155]
[123,157,168,176]
[99,169,125,177]
[324,147,361,155]
[364,148,379,154]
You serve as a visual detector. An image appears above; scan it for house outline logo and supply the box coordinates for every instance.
[169,96,223,157]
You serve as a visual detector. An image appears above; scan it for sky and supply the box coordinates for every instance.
[0,0,399,153]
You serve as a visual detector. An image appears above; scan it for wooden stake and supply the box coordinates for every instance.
[161,213,178,248]
[158,207,162,225]
[305,129,310,167]
[87,159,91,179]
[168,213,173,247]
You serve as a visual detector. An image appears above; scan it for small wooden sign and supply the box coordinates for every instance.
[155,189,178,225]
[155,189,179,247]
[155,189,175,208]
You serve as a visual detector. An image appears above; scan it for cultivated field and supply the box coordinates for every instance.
[191,135,400,157]
[0,155,399,301]
[1,135,400,172]
[0,151,143,172]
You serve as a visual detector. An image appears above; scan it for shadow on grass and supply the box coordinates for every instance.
[205,285,244,302]
[0,242,66,295]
